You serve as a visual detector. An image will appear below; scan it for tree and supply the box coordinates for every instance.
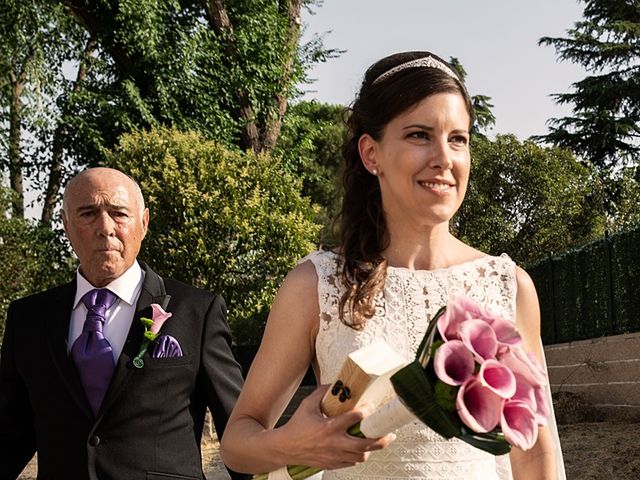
[0,0,92,221]
[1,1,336,227]
[40,33,97,225]
[449,57,496,135]
[0,187,76,340]
[60,0,335,157]
[276,100,345,244]
[107,127,321,344]
[537,0,640,171]
[610,166,640,229]
[454,134,606,265]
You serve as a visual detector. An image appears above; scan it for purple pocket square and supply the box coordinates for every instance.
[151,335,183,358]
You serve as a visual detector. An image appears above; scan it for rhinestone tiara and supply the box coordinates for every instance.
[372,56,458,85]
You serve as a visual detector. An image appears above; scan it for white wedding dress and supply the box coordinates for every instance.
[303,250,565,480]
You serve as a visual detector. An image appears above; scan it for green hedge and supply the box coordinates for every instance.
[528,225,640,344]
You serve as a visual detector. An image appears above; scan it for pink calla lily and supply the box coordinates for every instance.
[501,399,539,450]
[512,372,537,409]
[479,359,517,399]
[459,319,498,362]
[464,300,499,325]
[149,303,173,334]
[437,298,472,341]
[499,347,547,387]
[456,377,503,433]
[446,296,494,324]
[433,340,475,386]
[511,372,550,426]
[489,317,523,348]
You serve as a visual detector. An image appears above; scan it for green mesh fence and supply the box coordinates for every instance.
[527,225,640,345]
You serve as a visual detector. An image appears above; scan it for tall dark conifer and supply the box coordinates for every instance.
[538,0,640,171]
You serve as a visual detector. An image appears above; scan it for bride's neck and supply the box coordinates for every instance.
[383,224,460,270]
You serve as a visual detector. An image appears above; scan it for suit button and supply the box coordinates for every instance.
[88,435,100,447]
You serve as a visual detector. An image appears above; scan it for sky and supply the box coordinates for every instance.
[298,0,588,140]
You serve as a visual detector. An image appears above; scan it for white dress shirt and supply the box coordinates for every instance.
[68,261,145,362]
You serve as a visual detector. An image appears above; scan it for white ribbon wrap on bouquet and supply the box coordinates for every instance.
[359,396,416,438]
[267,466,294,480]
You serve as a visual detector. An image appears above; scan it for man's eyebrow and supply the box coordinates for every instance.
[76,205,98,213]
[76,204,130,212]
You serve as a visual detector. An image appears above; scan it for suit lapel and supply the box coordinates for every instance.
[45,280,94,419]
[97,263,171,419]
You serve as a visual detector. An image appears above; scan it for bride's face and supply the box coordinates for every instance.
[360,92,472,228]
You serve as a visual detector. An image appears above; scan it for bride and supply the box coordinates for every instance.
[220,51,565,480]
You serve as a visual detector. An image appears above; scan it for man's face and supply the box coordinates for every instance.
[62,168,149,287]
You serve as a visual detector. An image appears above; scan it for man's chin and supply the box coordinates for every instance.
[83,263,127,287]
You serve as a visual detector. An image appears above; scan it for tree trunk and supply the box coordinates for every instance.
[8,71,25,218]
[260,0,302,152]
[201,0,262,153]
[41,36,97,226]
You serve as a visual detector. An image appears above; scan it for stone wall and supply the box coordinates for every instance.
[544,331,640,422]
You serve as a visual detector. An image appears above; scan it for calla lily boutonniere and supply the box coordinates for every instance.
[132,304,172,368]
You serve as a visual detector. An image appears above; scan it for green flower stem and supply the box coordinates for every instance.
[289,465,321,479]
[347,422,364,438]
[133,317,160,367]
[135,338,151,361]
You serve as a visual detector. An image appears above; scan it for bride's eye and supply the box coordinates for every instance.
[450,134,469,146]
[408,131,429,140]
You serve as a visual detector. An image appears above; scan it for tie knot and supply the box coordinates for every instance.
[82,288,118,312]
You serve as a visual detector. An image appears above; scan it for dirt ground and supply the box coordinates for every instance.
[18,421,640,479]
[557,422,640,480]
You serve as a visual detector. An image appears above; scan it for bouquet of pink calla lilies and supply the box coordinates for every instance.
[256,296,549,479]
[403,296,550,452]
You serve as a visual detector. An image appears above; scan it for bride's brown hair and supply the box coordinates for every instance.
[337,51,474,329]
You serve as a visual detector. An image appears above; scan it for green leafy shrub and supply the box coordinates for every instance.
[107,127,321,345]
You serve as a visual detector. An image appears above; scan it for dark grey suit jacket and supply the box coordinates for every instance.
[0,263,249,480]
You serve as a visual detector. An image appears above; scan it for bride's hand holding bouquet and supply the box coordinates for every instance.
[253,386,395,480]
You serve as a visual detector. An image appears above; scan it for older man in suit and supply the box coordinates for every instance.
[0,167,249,479]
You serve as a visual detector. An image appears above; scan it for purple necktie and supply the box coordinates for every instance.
[71,288,118,417]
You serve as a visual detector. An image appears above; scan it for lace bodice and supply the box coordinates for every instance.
[304,250,516,480]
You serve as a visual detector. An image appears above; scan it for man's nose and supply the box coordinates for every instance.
[96,211,116,236]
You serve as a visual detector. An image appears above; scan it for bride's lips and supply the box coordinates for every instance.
[417,179,455,195]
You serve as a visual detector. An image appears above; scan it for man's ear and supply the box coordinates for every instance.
[61,210,68,233]
[358,133,380,175]
[141,208,150,239]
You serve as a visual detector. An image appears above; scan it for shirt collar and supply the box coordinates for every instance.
[73,261,144,309]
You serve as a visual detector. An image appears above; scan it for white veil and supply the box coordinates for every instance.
[540,340,567,479]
